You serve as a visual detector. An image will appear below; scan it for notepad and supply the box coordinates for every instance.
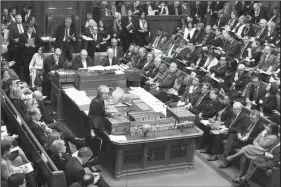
[19,163,34,173]
[200,120,211,126]
[40,36,51,42]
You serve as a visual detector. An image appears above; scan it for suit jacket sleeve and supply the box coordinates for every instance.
[159,75,177,88]
[228,115,247,134]
[202,100,220,118]
[227,43,241,58]
[72,57,80,70]
[28,121,46,145]
[100,57,107,66]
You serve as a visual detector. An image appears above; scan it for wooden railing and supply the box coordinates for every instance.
[1,91,67,187]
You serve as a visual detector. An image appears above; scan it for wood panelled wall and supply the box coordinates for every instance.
[1,1,280,37]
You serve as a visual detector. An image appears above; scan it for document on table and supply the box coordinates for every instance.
[88,65,105,71]
[40,36,51,41]
[109,135,127,142]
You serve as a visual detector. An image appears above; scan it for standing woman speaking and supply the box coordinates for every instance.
[137,11,150,47]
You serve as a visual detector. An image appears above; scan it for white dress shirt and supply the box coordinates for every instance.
[109,58,113,66]
[203,57,219,71]
[17,24,24,34]
[82,59,87,68]
[184,28,196,41]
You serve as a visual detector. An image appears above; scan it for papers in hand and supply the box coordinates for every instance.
[200,120,211,126]
[19,163,34,173]
[259,69,271,75]
[126,23,133,30]
[40,36,51,41]
[109,135,126,142]
[81,35,93,41]
[1,126,7,132]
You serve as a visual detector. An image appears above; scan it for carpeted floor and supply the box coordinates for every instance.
[99,156,233,187]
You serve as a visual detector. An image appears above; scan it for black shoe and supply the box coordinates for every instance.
[207,155,218,161]
[237,178,250,187]
[219,161,231,168]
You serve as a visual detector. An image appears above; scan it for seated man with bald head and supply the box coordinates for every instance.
[33,90,55,124]
[100,47,120,66]
[72,49,94,70]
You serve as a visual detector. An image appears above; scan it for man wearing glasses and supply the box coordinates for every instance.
[42,48,64,100]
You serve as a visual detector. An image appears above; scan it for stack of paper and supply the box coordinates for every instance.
[129,87,167,116]
[19,163,34,173]
[64,88,91,106]
[88,65,105,71]
[109,135,127,142]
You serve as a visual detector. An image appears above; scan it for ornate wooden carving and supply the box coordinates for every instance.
[123,150,143,165]
[170,144,188,159]
[146,147,166,162]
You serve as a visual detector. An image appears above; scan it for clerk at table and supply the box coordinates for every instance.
[100,47,120,66]
[72,49,94,70]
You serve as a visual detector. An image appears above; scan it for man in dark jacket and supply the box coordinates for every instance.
[65,147,109,187]
[72,49,94,70]
[87,85,112,157]
[54,17,76,61]
[220,110,264,168]
[100,48,120,66]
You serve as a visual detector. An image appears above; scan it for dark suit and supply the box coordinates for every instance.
[242,119,265,144]
[256,27,268,42]
[180,85,202,105]
[100,56,120,66]
[245,81,267,103]
[184,49,198,65]
[210,64,229,79]
[241,25,256,38]
[134,56,147,69]
[85,27,104,59]
[189,93,211,115]
[121,16,138,51]
[228,19,239,31]
[11,99,27,118]
[213,17,228,28]
[190,2,207,21]
[201,98,221,119]
[234,71,251,93]
[239,42,252,59]
[65,157,109,187]
[253,8,268,25]
[256,54,276,71]
[42,54,64,99]
[111,46,124,59]
[168,4,182,15]
[22,10,35,23]
[190,29,206,44]
[259,94,277,117]
[262,29,278,44]
[54,24,76,60]
[27,120,48,145]
[158,71,178,89]
[18,32,38,82]
[8,23,28,74]
[72,56,94,70]
[87,95,111,156]
[201,32,215,46]
[225,40,241,59]
[208,36,224,48]
[38,100,55,124]
[234,1,245,17]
